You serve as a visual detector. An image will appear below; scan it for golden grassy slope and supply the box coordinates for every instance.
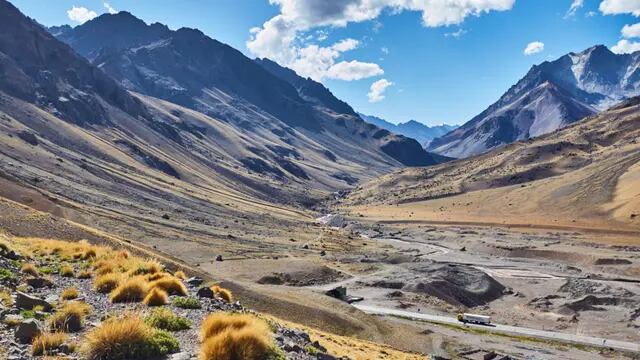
[343,99,640,233]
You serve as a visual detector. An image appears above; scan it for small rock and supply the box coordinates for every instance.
[169,352,190,360]
[283,341,302,353]
[15,292,52,312]
[215,255,223,262]
[197,287,214,298]
[320,250,326,256]
[186,277,204,286]
[58,343,73,354]
[15,319,42,343]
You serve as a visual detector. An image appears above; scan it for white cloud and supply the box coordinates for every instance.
[327,61,384,81]
[600,0,640,16]
[611,39,640,53]
[524,41,544,55]
[586,10,598,17]
[247,0,515,81]
[622,22,640,37]
[67,6,98,24]
[564,0,584,18]
[381,47,389,54]
[103,2,117,14]
[368,79,393,103]
[445,28,467,38]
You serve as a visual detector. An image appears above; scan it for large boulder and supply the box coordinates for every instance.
[15,318,42,343]
[26,277,53,289]
[15,292,52,311]
[197,287,214,298]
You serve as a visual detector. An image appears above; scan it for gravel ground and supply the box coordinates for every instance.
[0,247,343,360]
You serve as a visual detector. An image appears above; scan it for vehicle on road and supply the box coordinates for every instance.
[457,313,491,325]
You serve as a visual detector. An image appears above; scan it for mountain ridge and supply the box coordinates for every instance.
[358,112,458,147]
[428,45,640,158]
[51,11,442,168]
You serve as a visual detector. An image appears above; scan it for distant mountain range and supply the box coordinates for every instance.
[357,113,458,147]
[429,45,640,158]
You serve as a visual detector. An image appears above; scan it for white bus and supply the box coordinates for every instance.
[457,313,491,325]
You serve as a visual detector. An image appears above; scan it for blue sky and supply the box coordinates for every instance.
[11,0,640,126]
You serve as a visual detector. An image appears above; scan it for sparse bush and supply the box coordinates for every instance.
[199,313,278,360]
[174,270,186,280]
[110,276,149,303]
[82,314,179,360]
[143,288,169,307]
[61,287,79,300]
[21,263,38,276]
[144,308,191,331]
[20,309,48,320]
[151,277,188,296]
[32,332,68,355]
[39,266,56,275]
[0,268,14,281]
[49,301,92,332]
[94,273,121,293]
[173,297,200,309]
[60,264,74,277]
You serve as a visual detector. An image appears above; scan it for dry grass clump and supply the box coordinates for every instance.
[130,259,163,276]
[151,277,188,296]
[110,276,149,303]
[94,273,121,294]
[0,290,14,307]
[20,238,105,262]
[199,313,274,360]
[21,263,38,276]
[200,313,268,341]
[211,285,233,303]
[174,270,186,280]
[143,288,169,307]
[77,270,92,279]
[147,272,169,281]
[82,314,179,360]
[32,332,68,355]
[49,301,92,332]
[59,264,74,277]
[61,287,79,300]
[82,248,97,260]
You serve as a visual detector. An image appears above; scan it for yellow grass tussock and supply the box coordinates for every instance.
[32,332,68,356]
[150,277,188,296]
[143,287,169,307]
[110,276,150,303]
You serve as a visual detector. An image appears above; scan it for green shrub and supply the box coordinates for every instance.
[0,268,14,281]
[172,297,200,309]
[145,308,191,331]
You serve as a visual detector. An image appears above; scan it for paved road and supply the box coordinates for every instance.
[354,304,640,353]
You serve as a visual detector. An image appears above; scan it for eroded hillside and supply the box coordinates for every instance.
[343,98,640,231]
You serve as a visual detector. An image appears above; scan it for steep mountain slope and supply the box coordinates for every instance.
[343,97,640,231]
[429,45,640,158]
[52,12,440,168]
[357,113,457,147]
